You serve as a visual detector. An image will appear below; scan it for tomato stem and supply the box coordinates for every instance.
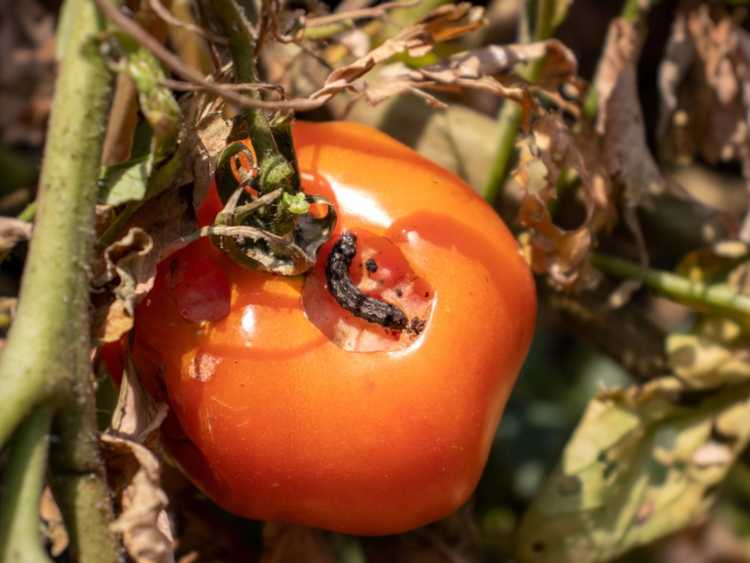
[0,406,54,563]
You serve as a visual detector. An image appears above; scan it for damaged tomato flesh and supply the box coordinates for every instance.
[133,121,536,535]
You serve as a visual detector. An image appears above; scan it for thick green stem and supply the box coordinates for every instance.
[0,0,120,560]
[481,0,557,204]
[0,0,114,444]
[0,407,54,563]
[592,253,750,320]
[212,0,279,163]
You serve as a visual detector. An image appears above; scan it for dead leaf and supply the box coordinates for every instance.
[595,16,665,209]
[365,39,576,109]
[39,486,69,557]
[516,376,750,563]
[307,3,488,105]
[0,217,32,258]
[513,114,614,289]
[103,358,173,563]
[93,186,196,343]
[657,4,750,239]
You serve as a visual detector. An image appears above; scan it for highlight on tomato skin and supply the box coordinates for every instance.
[132,120,537,535]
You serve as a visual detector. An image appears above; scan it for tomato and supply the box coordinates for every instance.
[133,121,536,535]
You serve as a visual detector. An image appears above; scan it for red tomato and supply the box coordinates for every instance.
[133,121,536,535]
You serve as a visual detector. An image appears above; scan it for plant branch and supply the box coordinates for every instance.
[0,407,54,563]
[0,0,115,444]
[481,0,558,204]
[211,0,280,162]
[95,0,327,111]
[581,0,652,121]
[592,253,750,320]
[0,0,120,559]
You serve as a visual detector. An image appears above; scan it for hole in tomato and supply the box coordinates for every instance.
[303,230,434,352]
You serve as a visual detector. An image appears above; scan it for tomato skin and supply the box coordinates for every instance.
[134,121,536,535]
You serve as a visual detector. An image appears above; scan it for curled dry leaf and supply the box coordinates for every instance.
[513,114,615,290]
[365,39,577,109]
[308,2,486,104]
[516,375,750,563]
[657,3,750,238]
[593,16,665,267]
[0,217,32,259]
[103,359,173,563]
[39,486,69,557]
[93,187,196,343]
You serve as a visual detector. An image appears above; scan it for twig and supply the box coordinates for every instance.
[95,0,325,111]
[592,253,750,320]
[161,77,284,94]
[149,0,227,44]
[305,0,419,27]
[0,407,54,563]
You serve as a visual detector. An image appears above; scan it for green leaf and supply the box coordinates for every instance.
[516,377,750,563]
[98,155,154,206]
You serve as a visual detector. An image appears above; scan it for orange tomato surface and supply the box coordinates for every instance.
[133,121,536,535]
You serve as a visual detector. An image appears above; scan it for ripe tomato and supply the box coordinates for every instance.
[133,121,536,535]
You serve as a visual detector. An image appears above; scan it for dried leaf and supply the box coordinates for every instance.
[309,3,486,102]
[595,18,665,207]
[365,40,576,108]
[103,360,173,563]
[657,4,750,238]
[516,377,750,563]
[93,187,196,343]
[0,217,32,259]
[39,487,69,557]
[513,114,614,289]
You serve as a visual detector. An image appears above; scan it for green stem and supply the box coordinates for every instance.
[0,407,54,563]
[481,0,558,204]
[592,253,750,320]
[0,0,120,559]
[211,0,278,162]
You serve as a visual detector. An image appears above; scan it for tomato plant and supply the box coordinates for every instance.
[133,121,536,535]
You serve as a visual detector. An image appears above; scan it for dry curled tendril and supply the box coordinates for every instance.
[326,232,409,331]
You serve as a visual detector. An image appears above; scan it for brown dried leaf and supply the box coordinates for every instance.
[0,217,32,258]
[39,487,69,557]
[513,114,614,289]
[93,187,196,343]
[103,360,173,563]
[595,18,665,206]
[310,3,485,102]
[365,40,576,109]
